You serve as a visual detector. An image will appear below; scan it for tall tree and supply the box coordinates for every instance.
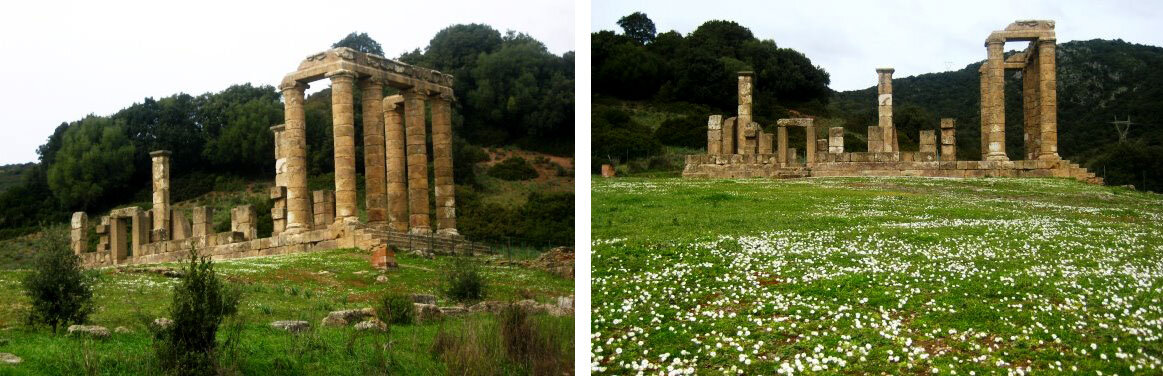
[332,32,384,56]
[617,12,657,45]
[46,116,135,210]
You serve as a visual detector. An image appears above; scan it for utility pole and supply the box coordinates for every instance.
[1109,116,1138,143]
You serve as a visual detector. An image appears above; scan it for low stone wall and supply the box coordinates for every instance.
[78,222,491,268]
[683,153,1103,184]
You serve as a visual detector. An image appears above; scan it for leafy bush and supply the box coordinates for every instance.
[655,116,707,148]
[377,293,415,325]
[591,107,662,169]
[487,157,539,181]
[442,257,487,303]
[21,228,94,333]
[155,248,240,375]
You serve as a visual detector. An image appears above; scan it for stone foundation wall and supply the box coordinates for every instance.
[684,153,1102,184]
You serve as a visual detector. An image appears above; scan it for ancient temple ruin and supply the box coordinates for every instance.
[684,20,1102,185]
[72,47,485,268]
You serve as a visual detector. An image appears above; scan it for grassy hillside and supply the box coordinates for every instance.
[0,248,573,374]
[0,164,33,194]
[592,176,1163,374]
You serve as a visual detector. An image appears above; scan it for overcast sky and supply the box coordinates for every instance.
[0,0,574,165]
[593,0,1163,92]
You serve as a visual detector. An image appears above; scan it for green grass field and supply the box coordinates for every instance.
[591,177,1163,374]
[0,249,573,375]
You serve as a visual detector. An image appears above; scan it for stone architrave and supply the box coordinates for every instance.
[829,127,844,153]
[940,118,957,160]
[327,69,359,223]
[1036,39,1059,160]
[721,117,737,155]
[706,115,723,155]
[382,95,408,233]
[231,205,257,241]
[758,132,773,155]
[776,126,788,165]
[430,93,457,235]
[192,207,213,239]
[403,88,431,234]
[876,68,896,153]
[150,150,171,241]
[279,81,311,233]
[71,212,87,255]
[313,190,336,228]
[361,79,387,224]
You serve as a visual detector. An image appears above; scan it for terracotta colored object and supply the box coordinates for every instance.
[601,164,615,178]
[371,244,398,269]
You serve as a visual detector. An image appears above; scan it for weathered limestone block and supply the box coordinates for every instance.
[271,124,286,187]
[829,127,844,153]
[270,186,286,235]
[1037,39,1059,161]
[984,41,1008,161]
[805,125,817,165]
[231,205,256,241]
[172,209,192,241]
[279,81,311,233]
[361,78,387,224]
[71,212,87,255]
[97,216,109,252]
[787,148,798,166]
[940,118,957,160]
[867,126,883,154]
[431,94,457,235]
[382,95,408,233]
[130,208,148,256]
[876,68,896,153]
[150,150,171,239]
[776,126,788,165]
[741,122,760,155]
[312,190,336,228]
[919,130,937,154]
[737,71,753,129]
[403,88,431,234]
[327,69,358,223]
[706,115,723,155]
[758,132,773,154]
[816,139,829,156]
[192,207,213,239]
[109,217,128,264]
[722,117,737,155]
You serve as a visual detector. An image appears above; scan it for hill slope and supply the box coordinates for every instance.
[592,176,1163,374]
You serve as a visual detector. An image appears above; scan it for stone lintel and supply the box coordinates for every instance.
[737,70,754,76]
[283,48,453,97]
[776,118,814,127]
[986,30,1055,45]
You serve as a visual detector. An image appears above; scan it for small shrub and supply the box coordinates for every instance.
[487,157,539,181]
[499,304,573,375]
[154,248,240,375]
[442,257,487,303]
[377,293,414,325]
[552,162,569,177]
[430,320,501,376]
[21,228,95,333]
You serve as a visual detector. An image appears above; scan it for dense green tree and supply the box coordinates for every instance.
[202,96,281,174]
[655,116,706,148]
[46,116,135,210]
[617,12,656,45]
[591,108,661,167]
[22,229,94,333]
[332,32,384,56]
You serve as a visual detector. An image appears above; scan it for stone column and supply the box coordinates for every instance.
[383,95,409,232]
[722,117,736,154]
[758,132,773,154]
[150,150,171,241]
[776,126,788,165]
[110,218,128,265]
[192,207,213,238]
[805,125,817,165]
[327,70,359,223]
[940,118,957,160]
[985,40,1009,161]
[131,208,148,257]
[430,93,457,235]
[979,65,989,159]
[1037,39,1059,160]
[271,124,286,187]
[280,81,312,233]
[71,212,87,255]
[737,71,754,149]
[231,205,256,241]
[313,190,336,228]
[270,187,286,235]
[361,78,387,224]
[706,115,723,155]
[403,88,431,234]
[828,127,844,153]
[1022,50,1040,160]
[876,68,895,153]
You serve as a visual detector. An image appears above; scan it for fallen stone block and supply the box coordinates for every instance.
[321,308,375,327]
[354,318,387,332]
[67,325,110,339]
[270,320,310,333]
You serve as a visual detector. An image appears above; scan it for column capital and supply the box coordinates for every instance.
[383,94,404,110]
[278,80,309,92]
[325,69,358,81]
[875,67,895,74]
[404,86,430,98]
[149,150,172,158]
[429,91,455,102]
[359,76,385,88]
[270,124,285,132]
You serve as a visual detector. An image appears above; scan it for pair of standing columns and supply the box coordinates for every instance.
[981,39,1059,161]
[279,74,457,235]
